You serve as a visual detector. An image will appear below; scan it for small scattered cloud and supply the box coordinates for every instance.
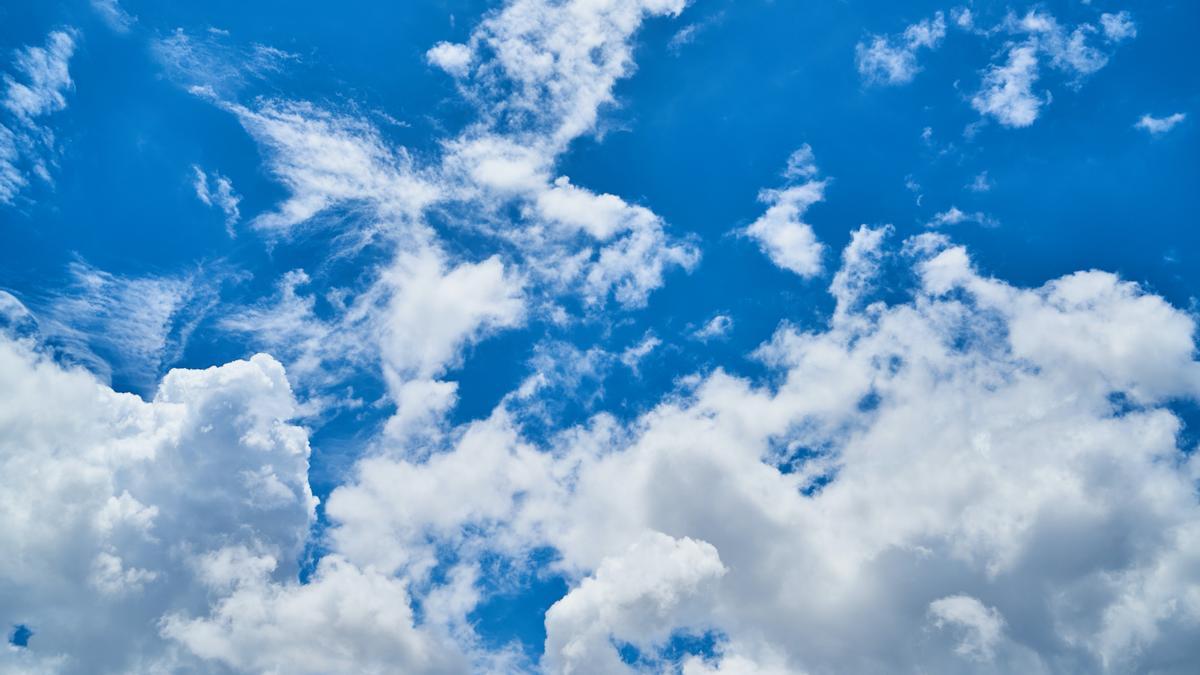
[1100,11,1137,42]
[926,205,997,228]
[967,170,992,192]
[743,144,827,277]
[692,314,733,341]
[191,165,241,235]
[667,11,725,55]
[619,332,662,374]
[971,43,1041,128]
[1136,112,1186,135]
[856,12,946,85]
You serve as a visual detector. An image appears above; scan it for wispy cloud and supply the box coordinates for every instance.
[856,12,946,85]
[1136,112,1186,135]
[0,28,77,205]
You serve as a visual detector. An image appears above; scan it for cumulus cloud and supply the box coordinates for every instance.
[542,533,726,673]
[743,145,826,277]
[1136,112,1187,135]
[856,12,946,85]
[306,232,1200,673]
[0,337,316,673]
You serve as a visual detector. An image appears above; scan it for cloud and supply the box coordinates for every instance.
[1100,11,1136,42]
[692,314,733,341]
[966,170,992,192]
[7,261,228,392]
[971,43,1041,127]
[153,29,298,92]
[0,337,316,673]
[0,29,77,205]
[1136,112,1187,135]
[426,41,473,77]
[90,0,136,33]
[316,233,1200,673]
[620,332,662,374]
[743,145,826,277]
[928,595,1007,662]
[926,205,997,228]
[3,30,76,122]
[191,165,241,234]
[222,98,438,237]
[542,533,726,673]
[856,12,946,85]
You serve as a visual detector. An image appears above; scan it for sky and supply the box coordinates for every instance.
[0,0,1198,673]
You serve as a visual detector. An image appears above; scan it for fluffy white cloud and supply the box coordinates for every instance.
[1136,112,1187,135]
[743,146,826,277]
[856,12,946,85]
[971,43,1041,128]
[162,554,468,675]
[313,232,1200,673]
[542,533,726,674]
[0,336,317,673]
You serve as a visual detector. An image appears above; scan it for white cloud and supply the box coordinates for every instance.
[743,146,826,277]
[313,233,1200,673]
[620,332,662,374]
[0,29,77,205]
[12,261,224,391]
[856,12,946,85]
[929,595,1007,661]
[966,170,992,192]
[162,555,468,675]
[90,0,135,33]
[971,43,1041,127]
[1136,112,1186,135]
[225,99,438,237]
[926,205,997,228]
[3,30,76,122]
[829,224,890,321]
[153,29,298,95]
[191,165,241,234]
[0,337,316,673]
[542,533,726,673]
[426,41,473,77]
[693,314,733,341]
[377,247,525,382]
[1100,11,1136,42]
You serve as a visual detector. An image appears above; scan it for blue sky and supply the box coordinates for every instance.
[1,1,1198,673]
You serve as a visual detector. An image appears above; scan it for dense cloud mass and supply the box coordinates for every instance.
[4,231,1199,673]
[2,0,1197,673]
